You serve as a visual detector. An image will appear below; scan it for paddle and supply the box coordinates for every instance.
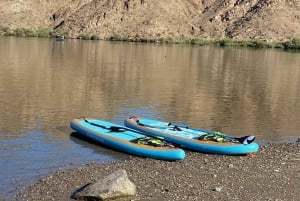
[167,122,256,145]
[84,119,136,133]
[136,120,255,145]
[84,119,168,142]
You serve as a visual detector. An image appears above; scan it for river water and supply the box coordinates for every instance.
[0,37,300,198]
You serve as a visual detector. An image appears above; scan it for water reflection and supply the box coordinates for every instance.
[0,37,300,197]
[1,38,300,138]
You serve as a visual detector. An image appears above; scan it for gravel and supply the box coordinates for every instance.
[13,141,300,201]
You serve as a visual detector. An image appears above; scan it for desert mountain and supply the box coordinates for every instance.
[0,0,299,41]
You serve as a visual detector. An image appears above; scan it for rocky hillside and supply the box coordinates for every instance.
[0,0,299,41]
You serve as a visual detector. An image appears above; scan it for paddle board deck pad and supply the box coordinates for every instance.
[124,116,259,155]
[70,118,185,160]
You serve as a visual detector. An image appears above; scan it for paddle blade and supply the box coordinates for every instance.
[238,135,255,144]
[109,126,126,132]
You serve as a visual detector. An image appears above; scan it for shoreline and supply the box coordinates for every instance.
[1,32,300,50]
[14,141,300,201]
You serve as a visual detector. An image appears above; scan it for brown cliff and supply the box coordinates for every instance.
[0,0,299,41]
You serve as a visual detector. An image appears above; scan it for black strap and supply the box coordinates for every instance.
[84,119,125,132]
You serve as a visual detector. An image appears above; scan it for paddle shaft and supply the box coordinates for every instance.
[169,123,254,144]
[137,121,254,144]
[84,119,140,138]
[84,119,167,141]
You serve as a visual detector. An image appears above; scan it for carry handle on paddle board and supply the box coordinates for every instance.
[136,120,255,145]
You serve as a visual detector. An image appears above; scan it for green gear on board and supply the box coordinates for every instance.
[134,136,167,147]
[198,132,229,143]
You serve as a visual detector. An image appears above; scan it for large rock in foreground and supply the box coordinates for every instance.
[73,169,136,201]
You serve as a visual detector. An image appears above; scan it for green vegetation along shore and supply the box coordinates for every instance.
[1,26,300,50]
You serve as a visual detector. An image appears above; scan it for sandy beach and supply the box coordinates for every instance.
[14,141,300,201]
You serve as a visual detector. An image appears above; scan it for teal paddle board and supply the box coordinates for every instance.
[70,118,185,160]
[124,116,259,155]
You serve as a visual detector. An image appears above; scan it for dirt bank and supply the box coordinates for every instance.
[15,141,300,201]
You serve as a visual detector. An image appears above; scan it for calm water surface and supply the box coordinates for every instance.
[1,37,300,198]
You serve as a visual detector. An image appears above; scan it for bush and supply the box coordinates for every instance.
[12,28,36,37]
[190,38,208,46]
[216,38,236,46]
[109,33,124,41]
[246,40,272,48]
[283,38,300,49]
[0,26,11,36]
[90,34,99,40]
[36,28,53,37]
[52,29,68,38]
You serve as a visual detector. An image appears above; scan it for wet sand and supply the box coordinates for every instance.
[14,141,300,201]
